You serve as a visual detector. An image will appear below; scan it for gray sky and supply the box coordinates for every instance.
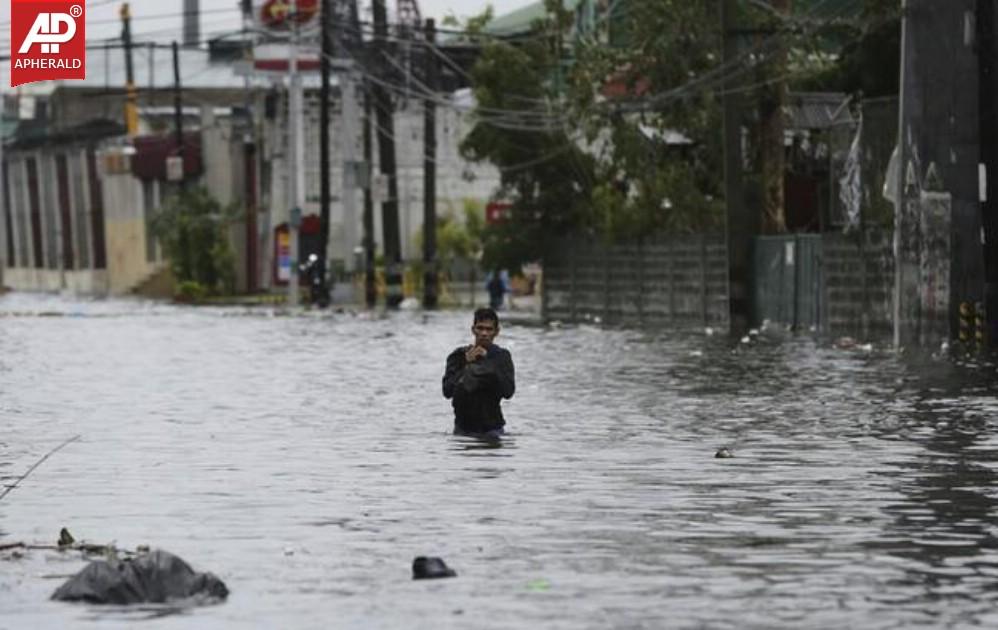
[2,1,536,45]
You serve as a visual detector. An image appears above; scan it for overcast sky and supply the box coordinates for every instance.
[2,1,536,45]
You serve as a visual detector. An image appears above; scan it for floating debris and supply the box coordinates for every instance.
[412,556,457,580]
[52,549,228,605]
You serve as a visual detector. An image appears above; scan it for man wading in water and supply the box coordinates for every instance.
[442,308,516,438]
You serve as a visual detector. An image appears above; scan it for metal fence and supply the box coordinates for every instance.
[752,230,895,336]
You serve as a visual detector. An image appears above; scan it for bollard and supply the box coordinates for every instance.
[975,302,986,354]
[959,302,974,352]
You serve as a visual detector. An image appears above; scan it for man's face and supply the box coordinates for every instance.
[472,319,499,348]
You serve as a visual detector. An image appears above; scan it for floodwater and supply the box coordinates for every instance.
[2,293,998,629]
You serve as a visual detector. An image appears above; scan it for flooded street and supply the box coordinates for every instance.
[3,294,998,629]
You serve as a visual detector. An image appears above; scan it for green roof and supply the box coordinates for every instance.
[485,0,581,37]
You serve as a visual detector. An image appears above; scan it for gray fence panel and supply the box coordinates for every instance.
[543,234,729,327]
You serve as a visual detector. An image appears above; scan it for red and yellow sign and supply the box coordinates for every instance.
[259,0,318,29]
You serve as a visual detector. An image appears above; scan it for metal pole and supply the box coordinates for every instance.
[722,0,750,334]
[422,18,438,309]
[172,41,184,180]
[120,3,138,136]
[893,0,910,349]
[342,76,360,275]
[372,0,403,308]
[287,0,302,307]
[362,85,377,307]
[319,0,332,304]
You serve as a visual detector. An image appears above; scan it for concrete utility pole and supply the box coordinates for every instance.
[372,0,403,308]
[319,0,332,303]
[362,85,377,308]
[722,0,751,334]
[893,0,910,350]
[760,0,789,234]
[287,0,304,307]
[341,75,361,274]
[172,41,184,182]
[183,0,200,48]
[979,0,998,348]
[422,18,438,309]
[120,3,138,136]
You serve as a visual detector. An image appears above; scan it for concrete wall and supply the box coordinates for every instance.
[101,165,161,295]
[897,0,982,344]
[542,235,730,327]
[201,108,253,293]
[1,144,110,294]
[823,230,894,337]
[542,230,901,338]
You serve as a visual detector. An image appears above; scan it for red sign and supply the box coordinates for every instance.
[10,0,86,87]
[486,202,512,225]
[259,0,318,29]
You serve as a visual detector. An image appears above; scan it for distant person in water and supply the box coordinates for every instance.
[442,307,516,437]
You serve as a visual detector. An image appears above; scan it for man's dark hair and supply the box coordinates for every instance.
[473,307,500,327]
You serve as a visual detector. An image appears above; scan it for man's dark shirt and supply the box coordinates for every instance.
[442,344,515,433]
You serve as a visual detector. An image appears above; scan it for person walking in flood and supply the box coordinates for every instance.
[442,308,515,438]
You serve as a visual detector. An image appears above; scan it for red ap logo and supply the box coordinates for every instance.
[10,1,86,87]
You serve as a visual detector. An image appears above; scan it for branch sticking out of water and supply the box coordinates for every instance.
[0,435,81,502]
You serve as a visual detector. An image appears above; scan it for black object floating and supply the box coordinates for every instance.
[412,556,457,580]
[52,549,228,605]
[715,447,734,459]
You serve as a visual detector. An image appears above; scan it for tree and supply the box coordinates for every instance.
[801,0,901,98]
[460,22,597,272]
[151,187,237,297]
[567,0,726,238]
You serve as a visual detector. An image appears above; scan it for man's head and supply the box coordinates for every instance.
[472,307,500,348]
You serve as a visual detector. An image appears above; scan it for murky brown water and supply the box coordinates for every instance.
[2,293,998,629]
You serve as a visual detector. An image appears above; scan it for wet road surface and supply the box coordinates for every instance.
[2,293,998,629]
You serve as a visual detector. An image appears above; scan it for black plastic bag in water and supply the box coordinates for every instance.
[52,550,228,605]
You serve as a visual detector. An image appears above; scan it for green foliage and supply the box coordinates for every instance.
[151,187,237,296]
[567,0,725,238]
[799,0,901,98]
[175,280,208,303]
[460,0,899,266]
[424,199,485,265]
[461,32,596,268]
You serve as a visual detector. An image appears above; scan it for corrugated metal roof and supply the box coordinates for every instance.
[786,92,855,130]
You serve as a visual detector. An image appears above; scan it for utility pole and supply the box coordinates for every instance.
[722,0,751,334]
[893,0,911,349]
[760,0,789,234]
[172,41,184,182]
[363,85,377,308]
[287,0,304,307]
[341,75,361,276]
[979,0,998,348]
[422,18,438,309]
[372,0,403,308]
[319,0,332,306]
[120,3,138,136]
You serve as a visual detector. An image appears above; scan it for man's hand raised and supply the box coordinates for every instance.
[465,345,487,363]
